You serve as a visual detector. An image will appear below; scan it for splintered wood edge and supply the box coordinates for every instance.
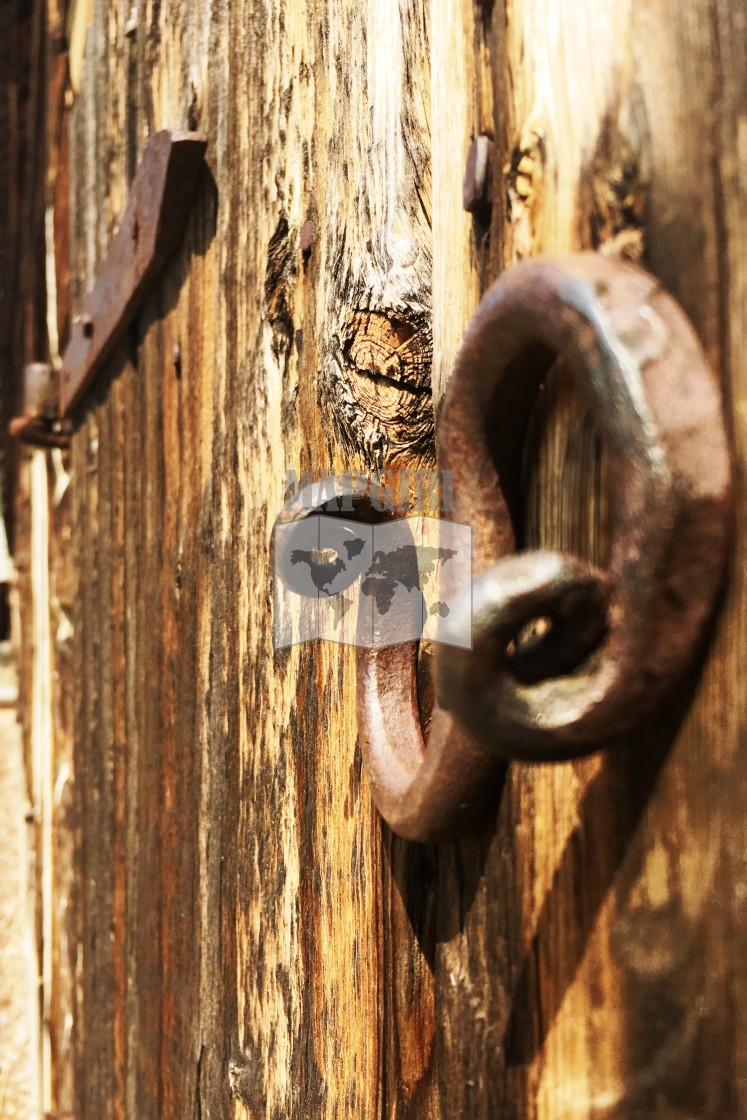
[59,129,207,417]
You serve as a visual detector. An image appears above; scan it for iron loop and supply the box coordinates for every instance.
[357,253,731,840]
[275,254,732,841]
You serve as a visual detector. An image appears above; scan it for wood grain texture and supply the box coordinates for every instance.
[430,2,747,1118]
[16,0,747,1118]
[63,2,437,1117]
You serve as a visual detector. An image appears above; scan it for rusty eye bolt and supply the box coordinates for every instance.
[279,253,732,843]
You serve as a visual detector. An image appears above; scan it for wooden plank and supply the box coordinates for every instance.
[61,2,440,1116]
[430,2,747,1118]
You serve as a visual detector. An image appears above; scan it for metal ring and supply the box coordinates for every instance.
[356,253,732,841]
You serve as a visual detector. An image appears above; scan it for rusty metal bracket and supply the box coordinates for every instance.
[58,128,207,416]
[277,254,732,843]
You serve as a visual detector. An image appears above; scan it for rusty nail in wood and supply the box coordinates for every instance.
[463,135,493,213]
[300,220,314,256]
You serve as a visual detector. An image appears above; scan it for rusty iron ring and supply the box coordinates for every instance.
[355,253,732,841]
[274,255,731,841]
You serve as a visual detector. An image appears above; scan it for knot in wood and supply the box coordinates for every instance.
[337,310,433,456]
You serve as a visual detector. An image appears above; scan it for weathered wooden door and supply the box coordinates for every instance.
[7,0,747,1117]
